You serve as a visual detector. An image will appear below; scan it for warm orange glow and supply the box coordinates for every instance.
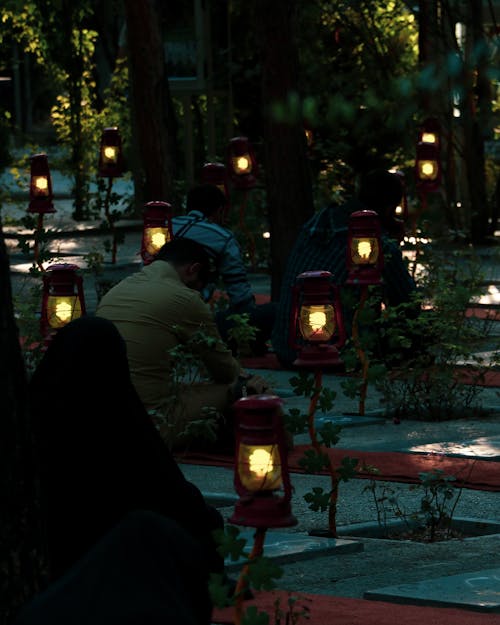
[418,159,438,180]
[33,176,49,196]
[103,145,118,163]
[351,237,379,264]
[145,227,170,255]
[47,295,82,329]
[299,304,335,341]
[238,443,282,491]
[232,155,251,174]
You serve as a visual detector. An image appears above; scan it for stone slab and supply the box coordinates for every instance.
[364,567,500,612]
[316,410,386,428]
[406,436,500,460]
[224,528,363,571]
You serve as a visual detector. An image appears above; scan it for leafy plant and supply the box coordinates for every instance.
[284,371,359,536]
[363,468,465,541]
[374,245,499,420]
[148,328,221,450]
[210,525,310,625]
[227,312,259,358]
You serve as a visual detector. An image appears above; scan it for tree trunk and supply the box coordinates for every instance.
[255,0,314,300]
[123,0,175,205]
[0,222,46,623]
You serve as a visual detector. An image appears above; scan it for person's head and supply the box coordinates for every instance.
[357,169,404,234]
[155,237,214,291]
[186,184,226,222]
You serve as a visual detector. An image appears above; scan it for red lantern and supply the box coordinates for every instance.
[346,210,384,286]
[98,127,123,178]
[141,201,173,265]
[28,153,55,214]
[230,395,297,529]
[201,162,230,222]
[40,264,86,340]
[289,270,346,368]
[415,118,441,193]
[227,136,258,190]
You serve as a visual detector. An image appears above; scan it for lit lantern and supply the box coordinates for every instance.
[227,136,258,190]
[98,127,123,178]
[415,118,441,193]
[289,270,346,368]
[346,210,384,286]
[141,201,173,265]
[28,153,55,214]
[40,263,86,340]
[230,395,297,529]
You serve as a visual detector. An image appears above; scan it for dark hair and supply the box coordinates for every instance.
[186,184,226,218]
[154,237,215,284]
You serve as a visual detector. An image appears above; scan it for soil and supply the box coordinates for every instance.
[385,525,467,542]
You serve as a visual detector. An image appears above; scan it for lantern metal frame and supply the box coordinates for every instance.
[289,270,346,368]
[98,127,124,178]
[230,395,297,529]
[28,153,55,214]
[346,210,384,286]
[40,263,86,340]
[227,136,258,190]
[140,201,173,265]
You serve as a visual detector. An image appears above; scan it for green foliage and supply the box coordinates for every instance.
[210,526,310,625]
[374,245,499,420]
[148,328,220,449]
[227,312,258,358]
[285,371,358,534]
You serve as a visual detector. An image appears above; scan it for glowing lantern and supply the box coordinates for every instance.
[415,118,441,193]
[141,201,173,265]
[98,127,123,178]
[230,395,296,529]
[40,264,86,340]
[227,136,258,190]
[289,270,346,368]
[346,210,384,285]
[28,154,55,214]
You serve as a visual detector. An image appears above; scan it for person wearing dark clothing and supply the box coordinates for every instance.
[28,315,224,582]
[172,184,276,355]
[15,510,213,625]
[271,169,418,367]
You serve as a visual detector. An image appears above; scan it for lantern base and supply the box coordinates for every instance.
[293,345,344,369]
[229,495,297,529]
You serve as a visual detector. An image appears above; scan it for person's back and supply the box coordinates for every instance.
[271,169,417,367]
[172,184,276,356]
[172,184,255,309]
[28,315,225,584]
[96,237,241,446]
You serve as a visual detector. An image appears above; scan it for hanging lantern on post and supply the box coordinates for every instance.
[227,136,258,190]
[415,117,441,194]
[230,395,297,529]
[289,270,346,368]
[40,263,86,341]
[28,153,55,214]
[346,210,384,286]
[98,127,123,178]
[140,201,173,265]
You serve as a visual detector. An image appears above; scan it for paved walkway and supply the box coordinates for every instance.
[4,185,500,616]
